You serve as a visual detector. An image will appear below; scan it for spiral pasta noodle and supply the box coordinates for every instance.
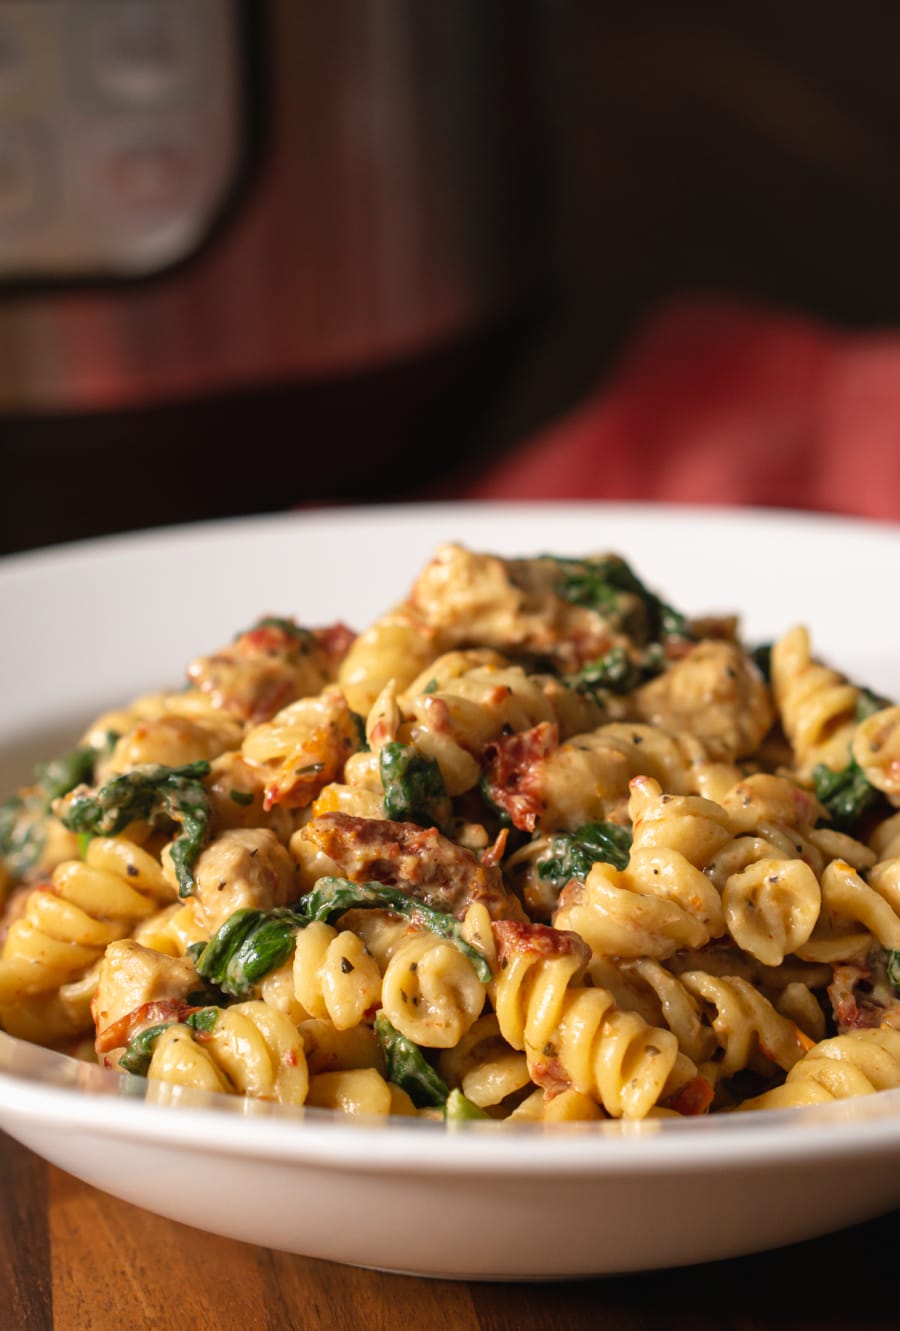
[739,1028,900,1110]
[397,654,601,799]
[491,921,681,1118]
[770,625,864,779]
[553,778,727,960]
[291,920,382,1030]
[436,1013,532,1112]
[677,971,812,1079]
[0,835,173,1006]
[851,705,900,801]
[337,607,443,716]
[147,1000,309,1104]
[379,930,488,1048]
[241,688,362,809]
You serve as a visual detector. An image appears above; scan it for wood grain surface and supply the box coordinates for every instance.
[3,1128,900,1331]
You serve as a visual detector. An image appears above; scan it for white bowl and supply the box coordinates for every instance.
[2,501,899,1279]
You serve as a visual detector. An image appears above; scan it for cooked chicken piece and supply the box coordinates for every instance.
[91,938,198,1042]
[187,618,352,724]
[190,827,300,933]
[634,640,773,761]
[408,544,619,668]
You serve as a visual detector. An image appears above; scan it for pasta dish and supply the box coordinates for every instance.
[2,541,900,1123]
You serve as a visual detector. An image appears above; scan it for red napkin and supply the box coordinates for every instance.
[459,298,900,522]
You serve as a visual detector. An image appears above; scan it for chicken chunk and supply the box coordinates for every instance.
[634,640,773,761]
[191,827,300,933]
[91,938,198,1042]
[187,618,349,725]
[408,543,618,668]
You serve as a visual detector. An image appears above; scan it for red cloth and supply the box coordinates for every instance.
[460,299,900,522]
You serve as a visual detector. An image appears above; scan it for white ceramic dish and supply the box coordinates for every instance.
[2,500,900,1281]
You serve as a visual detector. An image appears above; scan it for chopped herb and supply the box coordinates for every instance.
[61,761,211,898]
[228,789,255,806]
[422,678,439,695]
[537,822,633,890]
[375,1012,449,1107]
[812,759,879,834]
[379,742,448,828]
[302,878,493,983]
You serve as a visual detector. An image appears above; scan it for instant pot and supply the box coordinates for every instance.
[0,0,552,551]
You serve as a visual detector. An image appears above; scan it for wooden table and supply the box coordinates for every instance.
[3,1129,900,1331]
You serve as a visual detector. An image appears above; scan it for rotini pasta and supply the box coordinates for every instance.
[3,540,900,1128]
[490,920,681,1118]
[553,777,728,960]
[147,1001,309,1104]
[0,835,174,1007]
[739,1028,900,1110]
[770,625,864,779]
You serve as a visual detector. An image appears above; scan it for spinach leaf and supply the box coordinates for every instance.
[0,740,106,879]
[379,742,447,827]
[374,1012,449,1107]
[544,554,693,644]
[118,1007,220,1076]
[812,759,879,834]
[118,1022,176,1076]
[887,950,900,992]
[537,822,632,889]
[444,1088,491,1121]
[61,761,211,898]
[567,643,666,699]
[855,689,891,722]
[301,877,493,983]
[195,906,307,999]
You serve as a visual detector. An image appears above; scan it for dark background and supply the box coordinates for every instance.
[4,3,900,555]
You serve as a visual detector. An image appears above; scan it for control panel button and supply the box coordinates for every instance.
[0,0,241,280]
[89,6,189,103]
[102,137,192,212]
